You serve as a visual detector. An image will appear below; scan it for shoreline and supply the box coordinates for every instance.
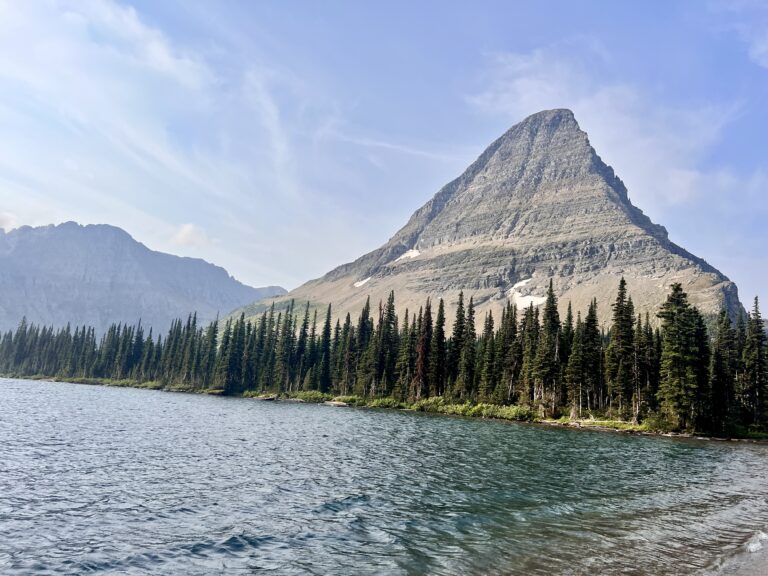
[6,374,768,444]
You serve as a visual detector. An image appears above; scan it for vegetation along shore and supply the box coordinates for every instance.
[2,279,766,439]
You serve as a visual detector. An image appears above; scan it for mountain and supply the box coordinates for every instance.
[0,222,286,333]
[251,108,740,324]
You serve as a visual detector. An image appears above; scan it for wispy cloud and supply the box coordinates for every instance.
[0,0,323,287]
[467,40,741,214]
[467,38,768,302]
[0,0,468,289]
[328,133,457,162]
[243,68,300,201]
[710,0,768,68]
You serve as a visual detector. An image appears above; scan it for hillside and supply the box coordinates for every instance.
[0,222,285,333]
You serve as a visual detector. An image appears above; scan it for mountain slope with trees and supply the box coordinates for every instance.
[2,280,765,436]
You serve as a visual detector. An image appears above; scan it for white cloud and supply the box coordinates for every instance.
[467,41,741,218]
[171,223,211,248]
[0,211,17,231]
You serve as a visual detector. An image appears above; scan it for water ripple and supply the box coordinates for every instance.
[1,378,767,575]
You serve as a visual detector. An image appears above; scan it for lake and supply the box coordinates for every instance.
[1,378,767,575]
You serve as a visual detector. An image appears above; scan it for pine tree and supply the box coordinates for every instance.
[497,303,521,404]
[448,292,466,394]
[657,284,707,430]
[582,299,602,412]
[293,303,311,391]
[709,309,736,435]
[336,313,354,395]
[429,298,447,397]
[533,280,560,415]
[241,320,256,391]
[709,309,737,434]
[381,291,399,396]
[605,278,635,416]
[741,297,767,427]
[560,302,574,401]
[519,304,540,404]
[214,319,232,391]
[224,314,246,395]
[456,296,476,400]
[394,311,417,401]
[478,311,496,403]
[412,299,433,400]
[318,304,333,394]
[565,312,585,419]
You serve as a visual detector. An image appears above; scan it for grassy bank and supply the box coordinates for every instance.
[241,389,654,433]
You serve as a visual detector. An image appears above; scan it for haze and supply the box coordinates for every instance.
[0,0,766,305]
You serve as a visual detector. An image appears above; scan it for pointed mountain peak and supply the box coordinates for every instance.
[497,108,582,144]
[481,108,596,162]
[513,107,578,127]
[272,109,741,327]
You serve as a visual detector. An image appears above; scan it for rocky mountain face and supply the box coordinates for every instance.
[0,222,285,333]
[265,108,740,325]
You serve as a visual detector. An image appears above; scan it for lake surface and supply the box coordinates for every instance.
[1,378,768,575]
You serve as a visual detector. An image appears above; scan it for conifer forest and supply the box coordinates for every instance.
[1,279,766,436]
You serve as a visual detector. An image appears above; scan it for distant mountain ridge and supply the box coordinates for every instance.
[248,108,741,325]
[0,222,285,333]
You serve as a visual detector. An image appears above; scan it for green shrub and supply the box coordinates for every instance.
[286,390,334,403]
[405,398,536,422]
[411,396,447,412]
[367,397,403,409]
[641,414,676,433]
[332,395,365,406]
[475,403,537,422]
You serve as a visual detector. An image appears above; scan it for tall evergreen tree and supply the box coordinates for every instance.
[741,297,767,427]
[497,303,521,405]
[456,297,476,400]
[519,304,540,404]
[448,292,466,393]
[533,280,560,414]
[318,304,333,394]
[412,300,433,400]
[657,284,707,430]
[582,299,602,412]
[605,278,635,416]
[478,311,496,403]
[429,298,447,397]
[709,309,736,435]
[565,312,585,419]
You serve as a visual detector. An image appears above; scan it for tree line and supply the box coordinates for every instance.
[0,279,765,434]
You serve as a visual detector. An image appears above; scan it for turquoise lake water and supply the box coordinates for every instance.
[1,378,767,575]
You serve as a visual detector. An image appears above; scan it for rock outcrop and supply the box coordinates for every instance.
[0,222,286,333]
[249,109,742,324]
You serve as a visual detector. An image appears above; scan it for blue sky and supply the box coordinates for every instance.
[0,0,766,307]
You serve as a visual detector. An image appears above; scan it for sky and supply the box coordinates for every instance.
[0,0,766,307]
